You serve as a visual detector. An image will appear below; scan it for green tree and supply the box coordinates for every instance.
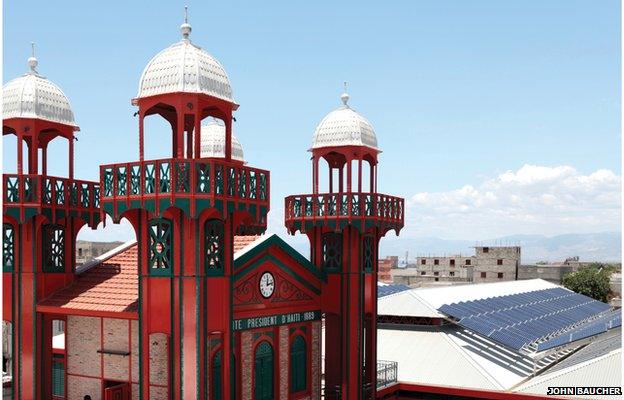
[562,266,611,303]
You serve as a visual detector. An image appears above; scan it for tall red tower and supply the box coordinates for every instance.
[2,48,101,399]
[285,87,404,399]
[99,11,269,400]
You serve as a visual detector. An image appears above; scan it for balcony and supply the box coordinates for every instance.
[100,158,270,232]
[284,192,404,235]
[3,174,101,227]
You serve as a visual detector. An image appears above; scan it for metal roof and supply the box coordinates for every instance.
[312,92,378,150]
[514,349,622,399]
[200,119,245,162]
[136,20,233,102]
[3,57,77,127]
[378,288,443,318]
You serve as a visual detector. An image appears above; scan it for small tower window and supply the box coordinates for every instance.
[204,219,224,275]
[290,335,307,393]
[43,224,65,272]
[322,233,342,272]
[148,218,173,275]
[362,236,374,272]
[3,224,15,272]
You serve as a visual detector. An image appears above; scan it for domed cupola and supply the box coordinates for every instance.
[311,86,377,151]
[135,8,234,104]
[3,49,78,129]
[200,119,245,162]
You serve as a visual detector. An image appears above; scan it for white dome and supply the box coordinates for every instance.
[137,38,233,102]
[312,94,377,150]
[200,120,244,162]
[3,62,77,127]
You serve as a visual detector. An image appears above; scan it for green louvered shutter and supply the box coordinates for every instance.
[254,341,273,400]
[290,335,307,392]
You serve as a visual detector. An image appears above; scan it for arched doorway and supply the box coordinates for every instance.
[253,341,273,400]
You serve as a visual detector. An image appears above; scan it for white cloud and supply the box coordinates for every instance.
[405,164,621,239]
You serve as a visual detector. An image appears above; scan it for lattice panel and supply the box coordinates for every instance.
[363,235,374,272]
[204,219,224,274]
[43,225,65,272]
[3,224,15,272]
[148,218,172,274]
[322,233,342,271]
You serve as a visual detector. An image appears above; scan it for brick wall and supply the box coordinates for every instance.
[67,316,137,400]
[148,332,168,399]
[240,330,253,400]
[279,326,289,399]
[311,320,321,400]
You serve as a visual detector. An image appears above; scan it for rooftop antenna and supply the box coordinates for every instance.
[28,42,38,73]
[181,5,192,40]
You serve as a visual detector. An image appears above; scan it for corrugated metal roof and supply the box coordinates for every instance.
[378,290,443,318]
[515,349,622,399]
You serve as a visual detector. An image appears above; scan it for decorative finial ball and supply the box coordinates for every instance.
[27,56,38,71]
[180,22,192,38]
[340,92,350,106]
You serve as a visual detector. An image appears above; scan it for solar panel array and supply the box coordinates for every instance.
[536,309,621,351]
[378,284,411,298]
[437,287,615,351]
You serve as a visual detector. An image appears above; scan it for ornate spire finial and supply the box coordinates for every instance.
[180,5,192,40]
[27,42,39,73]
[340,81,350,106]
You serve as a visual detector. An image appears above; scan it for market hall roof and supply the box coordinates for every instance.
[136,8,234,103]
[37,236,259,317]
[311,84,378,151]
[2,45,78,129]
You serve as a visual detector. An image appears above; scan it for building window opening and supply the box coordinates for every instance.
[204,219,224,275]
[43,224,65,272]
[421,259,426,265]
[148,218,172,275]
[497,259,503,265]
[433,271,439,276]
[290,335,307,393]
[465,259,471,266]
[212,349,222,400]
[450,271,455,277]
[254,341,274,400]
[450,259,455,266]
[420,271,425,275]
[483,247,489,253]
[3,224,15,272]
[498,272,504,279]
[434,259,439,265]
[52,353,65,399]
[480,272,487,278]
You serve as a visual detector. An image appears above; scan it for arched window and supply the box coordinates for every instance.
[254,341,273,400]
[148,218,172,276]
[290,335,307,393]
[3,224,15,272]
[211,349,222,400]
[204,219,224,275]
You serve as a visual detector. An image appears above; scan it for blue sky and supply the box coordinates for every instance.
[3,1,621,243]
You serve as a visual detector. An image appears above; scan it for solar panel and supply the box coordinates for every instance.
[377,283,411,298]
[437,287,617,351]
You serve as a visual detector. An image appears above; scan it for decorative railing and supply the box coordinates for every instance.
[100,158,270,216]
[284,192,404,229]
[377,360,398,388]
[3,174,100,211]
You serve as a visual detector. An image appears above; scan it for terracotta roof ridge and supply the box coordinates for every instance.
[76,239,138,274]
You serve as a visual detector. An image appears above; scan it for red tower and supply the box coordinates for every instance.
[99,12,269,400]
[285,88,404,399]
[2,48,101,398]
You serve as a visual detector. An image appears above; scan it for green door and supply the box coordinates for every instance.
[211,350,222,400]
[254,341,274,400]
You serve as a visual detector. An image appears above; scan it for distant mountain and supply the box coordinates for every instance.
[378,232,621,264]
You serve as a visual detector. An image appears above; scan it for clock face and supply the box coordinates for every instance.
[259,272,275,298]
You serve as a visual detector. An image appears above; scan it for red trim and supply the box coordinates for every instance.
[377,383,564,400]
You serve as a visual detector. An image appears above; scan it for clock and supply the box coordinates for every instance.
[259,272,275,298]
